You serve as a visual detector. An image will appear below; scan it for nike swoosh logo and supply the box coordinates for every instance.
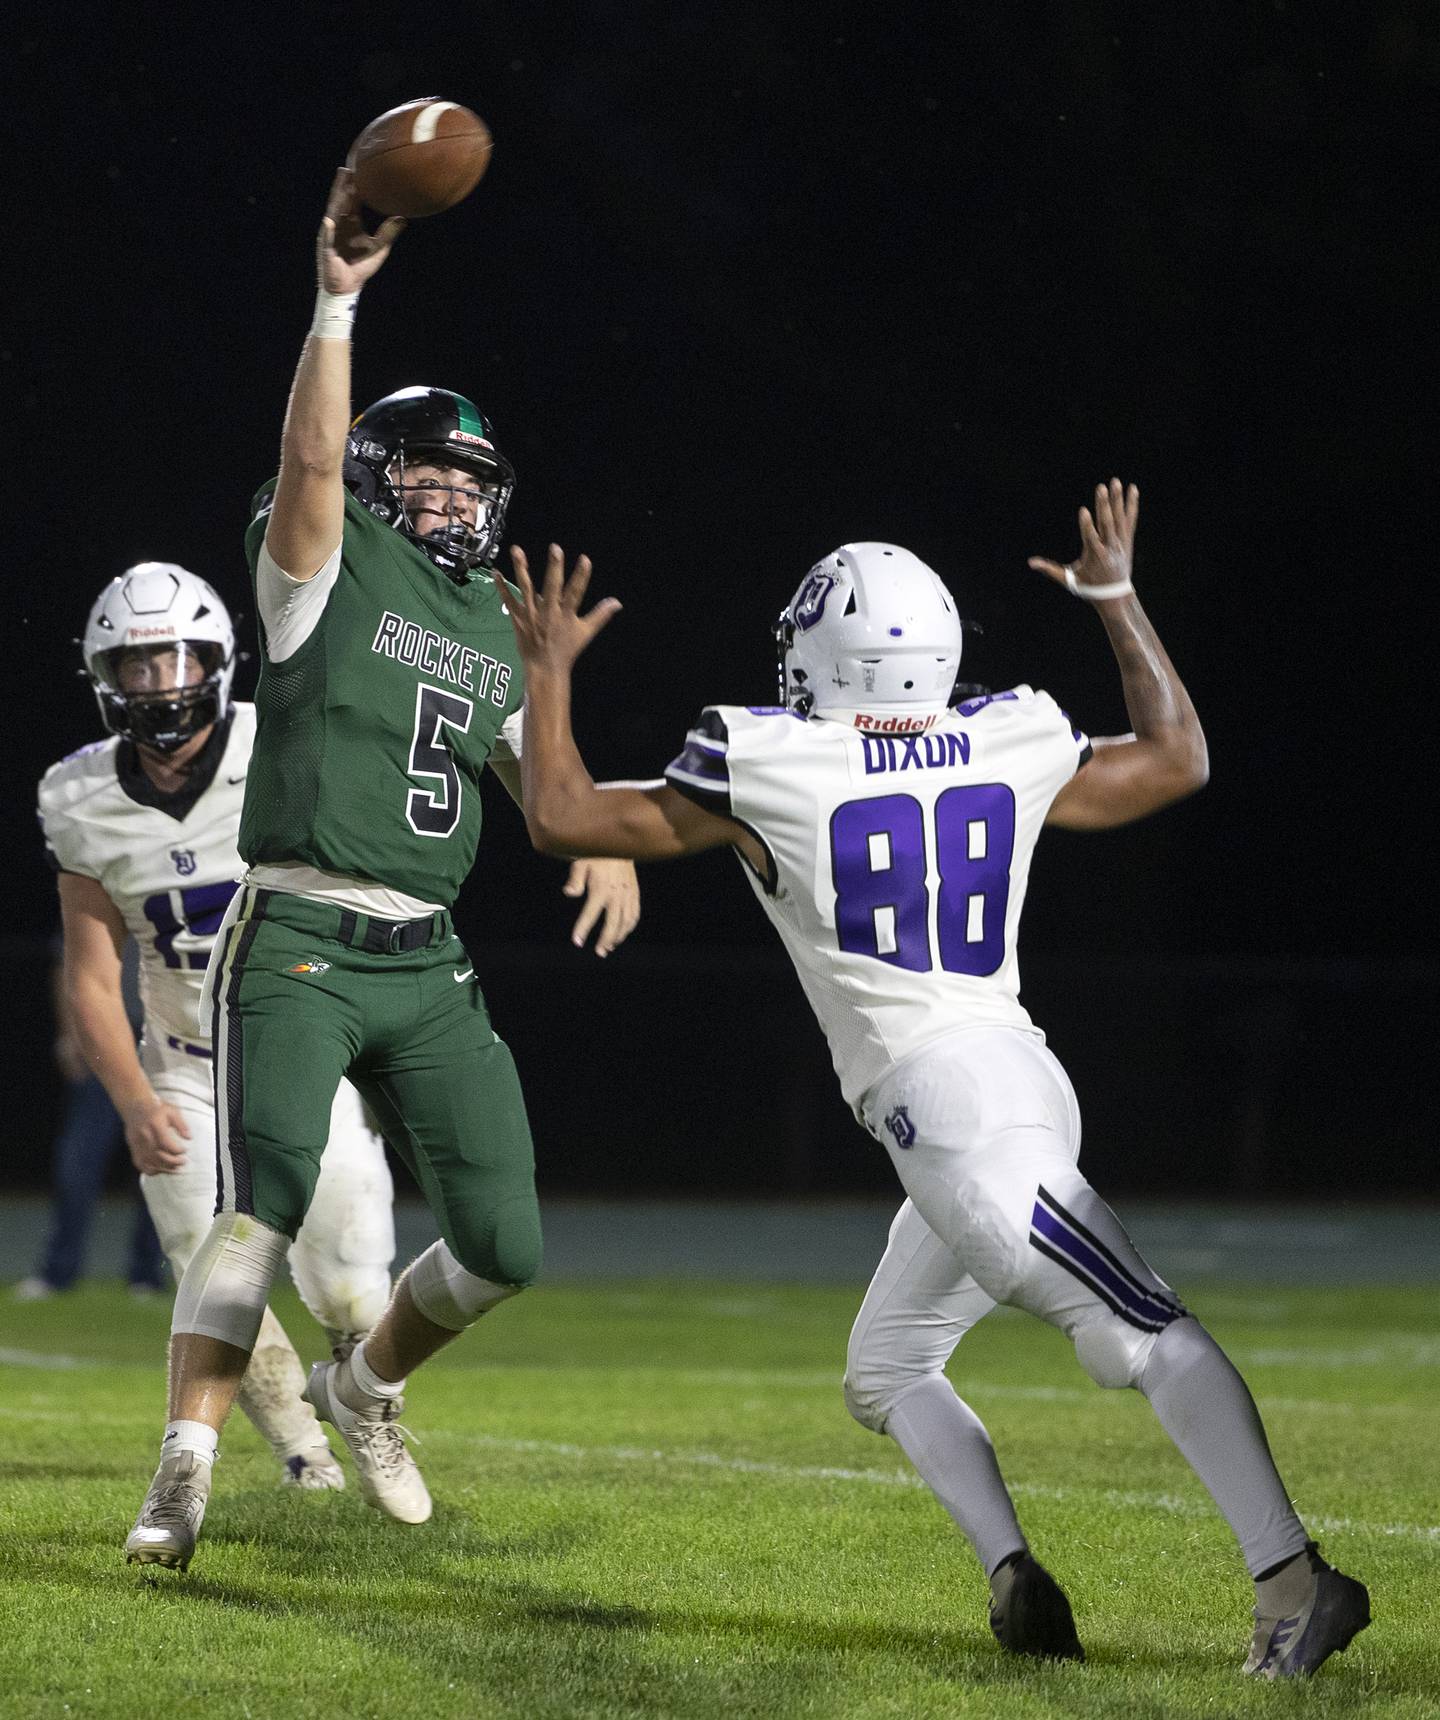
[227,775,246,784]
[453,968,475,983]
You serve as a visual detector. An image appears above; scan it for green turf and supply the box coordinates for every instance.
[1,1279,1435,1718]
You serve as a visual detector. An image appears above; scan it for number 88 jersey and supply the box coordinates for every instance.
[37,704,256,1100]
[665,690,1091,1110]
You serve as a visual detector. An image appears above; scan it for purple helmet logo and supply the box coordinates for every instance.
[792,570,838,632]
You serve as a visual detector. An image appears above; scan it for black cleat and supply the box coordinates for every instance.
[988,1553,1085,1662]
[1245,1543,1370,1679]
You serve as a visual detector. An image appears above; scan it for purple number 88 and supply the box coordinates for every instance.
[828,785,1016,976]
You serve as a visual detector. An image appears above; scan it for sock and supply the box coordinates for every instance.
[161,1419,218,1467]
[337,1338,406,1410]
[1254,1544,1321,1613]
[884,1375,1028,1576]
[1138,1317,1310,1577]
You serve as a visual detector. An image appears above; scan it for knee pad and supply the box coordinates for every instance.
[172,1212,290,1350]
[1074,1314,1165,1391]
[843,1371,890,1434]
[446,1197,542,1291]
[407,1240,523,1332]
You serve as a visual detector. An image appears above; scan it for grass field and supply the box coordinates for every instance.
[1,1276,1436,1718]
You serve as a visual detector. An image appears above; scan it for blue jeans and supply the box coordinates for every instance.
[36,1075,165,1290]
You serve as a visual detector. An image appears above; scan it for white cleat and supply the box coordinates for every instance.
[125,1451,211,1571]
[302,1361,432,1524]
[281,1448,347,1490]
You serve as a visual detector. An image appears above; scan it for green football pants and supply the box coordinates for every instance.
[208,885,541,1287]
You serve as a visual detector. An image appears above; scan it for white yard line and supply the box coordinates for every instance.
[433,1428,1440,1544]
[1,1351,1433,1544]
[0,1346,99,1370]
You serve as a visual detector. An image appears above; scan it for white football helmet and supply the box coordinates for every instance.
[775,542,964,723]
[83,562,236,752]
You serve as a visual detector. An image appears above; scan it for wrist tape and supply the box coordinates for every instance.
[311,288,359,341]
[1064,567,1135,601]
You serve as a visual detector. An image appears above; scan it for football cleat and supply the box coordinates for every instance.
[302,1360,432,1524]
[1245,1543,1370,1679]
[125,1450,211,1571]
[988,1552,1085,1662]
[281,1448,347,1491]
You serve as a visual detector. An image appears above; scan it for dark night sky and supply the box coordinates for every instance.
[4,1,1435,973]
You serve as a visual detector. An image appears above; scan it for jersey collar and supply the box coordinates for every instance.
[115,713,235,823]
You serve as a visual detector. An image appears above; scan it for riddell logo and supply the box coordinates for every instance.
[853,712,937,733]
[449,431,493,448]
[128,626,177,639]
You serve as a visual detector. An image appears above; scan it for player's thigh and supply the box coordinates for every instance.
[868,1032,1179,1338]
[847,1197,997,1395]
[139,1088,226,1275]
[865,1030,1083,1302]
[362,973,539,1287]
[214,915,360,1238]
[288,1078,396,1330]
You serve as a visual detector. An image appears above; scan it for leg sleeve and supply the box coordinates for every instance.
[844,1199,1024,1577]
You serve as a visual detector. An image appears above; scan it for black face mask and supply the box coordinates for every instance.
[97,680,224,752]
[90,640,230,752]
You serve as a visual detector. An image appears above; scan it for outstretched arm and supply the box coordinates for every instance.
[1035,480,1209,830]
[265,169,406,580]
[497,546,750,863]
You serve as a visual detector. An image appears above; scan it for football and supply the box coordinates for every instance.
[347,99,493,218]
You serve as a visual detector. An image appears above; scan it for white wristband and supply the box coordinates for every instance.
[1063,566,1135,602]
[311,288,359,341]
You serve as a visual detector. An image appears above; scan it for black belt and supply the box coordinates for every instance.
[246,887,452,954]
[334,907,448,953]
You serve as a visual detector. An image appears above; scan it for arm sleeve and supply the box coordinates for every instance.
[490,707,525,764]
[256,539,343,664]
[663,709,734,816]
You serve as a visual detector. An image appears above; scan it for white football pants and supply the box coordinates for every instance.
[139,1076,394,1337]
[846,1027,1184,1428]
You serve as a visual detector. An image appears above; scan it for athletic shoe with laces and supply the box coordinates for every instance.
[988,1552,1085,1662]
[302,1360,432,1523]
[124,1450,211,1571]
[281,1448,347,1490]
[1244,1542,1370,1679]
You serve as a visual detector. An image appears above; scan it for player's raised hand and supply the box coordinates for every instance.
[499,544,622,673]
[1029,478,1139,602]
[317,167,406,295]
[121,1094,190,1176]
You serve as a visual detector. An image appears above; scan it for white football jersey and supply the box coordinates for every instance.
[665,690,1091,1108]
[38,704,256,1099]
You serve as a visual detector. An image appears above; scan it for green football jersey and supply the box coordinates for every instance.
[239,483,523,907]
